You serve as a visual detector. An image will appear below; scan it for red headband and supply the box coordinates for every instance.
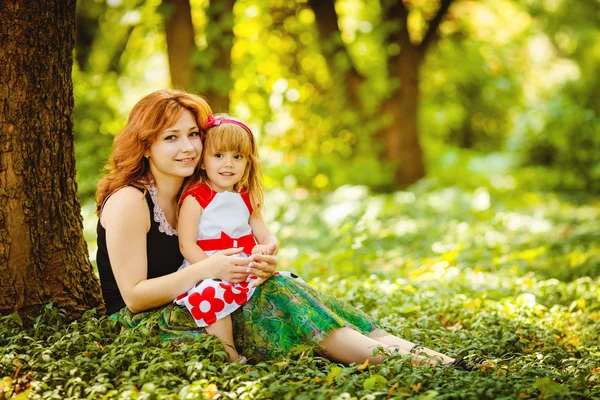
[202,114,253,136]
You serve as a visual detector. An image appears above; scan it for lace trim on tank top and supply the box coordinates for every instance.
[144,181,178,236]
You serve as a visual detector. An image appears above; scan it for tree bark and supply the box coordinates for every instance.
[0,0,104,321]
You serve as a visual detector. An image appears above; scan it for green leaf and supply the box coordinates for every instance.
[13,389,31,400]
[363,374,387,390]
[326,366,342,384]
[534,378,569,395]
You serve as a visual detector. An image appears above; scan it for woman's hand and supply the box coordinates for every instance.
[205,248,252,283]
[247,245,277,288]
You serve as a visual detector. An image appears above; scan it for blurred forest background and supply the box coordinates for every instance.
[73,0,599,265]
[73,0,599,200]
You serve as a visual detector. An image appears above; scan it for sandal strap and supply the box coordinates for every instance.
[409,344,422,355]
[451,358,475,371]
[446,356,487,372]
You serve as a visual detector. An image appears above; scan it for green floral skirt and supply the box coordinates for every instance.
[114,275,387,362]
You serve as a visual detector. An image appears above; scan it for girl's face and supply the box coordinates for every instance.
[146,110,202,183]
[202,147,248,192]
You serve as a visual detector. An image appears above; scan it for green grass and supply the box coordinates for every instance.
[2,180,599,399]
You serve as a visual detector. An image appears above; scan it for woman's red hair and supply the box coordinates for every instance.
[95,89,212,215]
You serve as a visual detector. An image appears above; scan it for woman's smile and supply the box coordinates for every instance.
[176,156,197,165]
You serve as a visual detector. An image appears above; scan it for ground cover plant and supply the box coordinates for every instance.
[2,180,599,399]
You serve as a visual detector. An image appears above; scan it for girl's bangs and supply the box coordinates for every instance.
[206,125,253,154]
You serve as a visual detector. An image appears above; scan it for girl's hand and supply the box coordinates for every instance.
[251,243,277,255]
[247,253,277,288]
[206,248,252,283]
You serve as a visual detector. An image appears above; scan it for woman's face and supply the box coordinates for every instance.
[146,110,202,182]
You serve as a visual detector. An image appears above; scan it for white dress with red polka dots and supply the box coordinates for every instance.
[174,183,303,328]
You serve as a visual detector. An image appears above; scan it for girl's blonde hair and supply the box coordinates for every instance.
[96,89,212,215]
[191,114,264,214]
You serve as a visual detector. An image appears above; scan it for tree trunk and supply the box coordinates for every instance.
[163,0,196,90]
[382,50,426,187]
[203,0,235,113]
[377,0,454,188]
[0,0,104,321]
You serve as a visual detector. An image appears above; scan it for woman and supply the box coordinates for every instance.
[96,89,479,369]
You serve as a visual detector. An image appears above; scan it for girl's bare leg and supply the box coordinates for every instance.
[320,327,453,366]
[205,315,240,361]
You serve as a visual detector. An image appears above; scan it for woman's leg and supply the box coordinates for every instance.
[319,327,385,364]
[320,327,453,365]
[369,333,455,364]
[205,315,241,361]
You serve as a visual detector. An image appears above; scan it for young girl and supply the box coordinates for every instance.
[175,114,300,361]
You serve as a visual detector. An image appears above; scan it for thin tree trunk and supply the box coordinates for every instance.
[163,0,196,90]
[382,50,425,186]
[0,0,104,321]
[378,0,454,188]
[162,0,233,112]
[307,0,365,107]
[203,0,235,113]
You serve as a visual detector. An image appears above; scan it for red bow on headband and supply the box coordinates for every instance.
[203,114,253,136]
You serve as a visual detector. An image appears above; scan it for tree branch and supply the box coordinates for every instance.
[383,0,413,73]
[307,0,364,83]
[397,0,411,47]
[419,0,454,53]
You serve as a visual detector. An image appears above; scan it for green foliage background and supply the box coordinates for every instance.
[2,183,600,398]
[72,0,600,202]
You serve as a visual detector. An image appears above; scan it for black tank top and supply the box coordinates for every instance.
[96,187,183,314]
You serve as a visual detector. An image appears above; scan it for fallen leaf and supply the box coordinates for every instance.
[411,382,423,393]
[291,377,311,385]
[274,361,288,367]
[357,359,369,371]
[387,382,398,398]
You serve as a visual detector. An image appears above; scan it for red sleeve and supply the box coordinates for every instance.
[180,183,216,208]
[239,188,254,214]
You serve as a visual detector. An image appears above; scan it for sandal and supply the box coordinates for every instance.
[234,356,248,364]
[409,344,445,367]
[444,356,487,372]
[409,343,422,356]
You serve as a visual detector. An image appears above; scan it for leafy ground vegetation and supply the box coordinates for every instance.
[2,179,599,399]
